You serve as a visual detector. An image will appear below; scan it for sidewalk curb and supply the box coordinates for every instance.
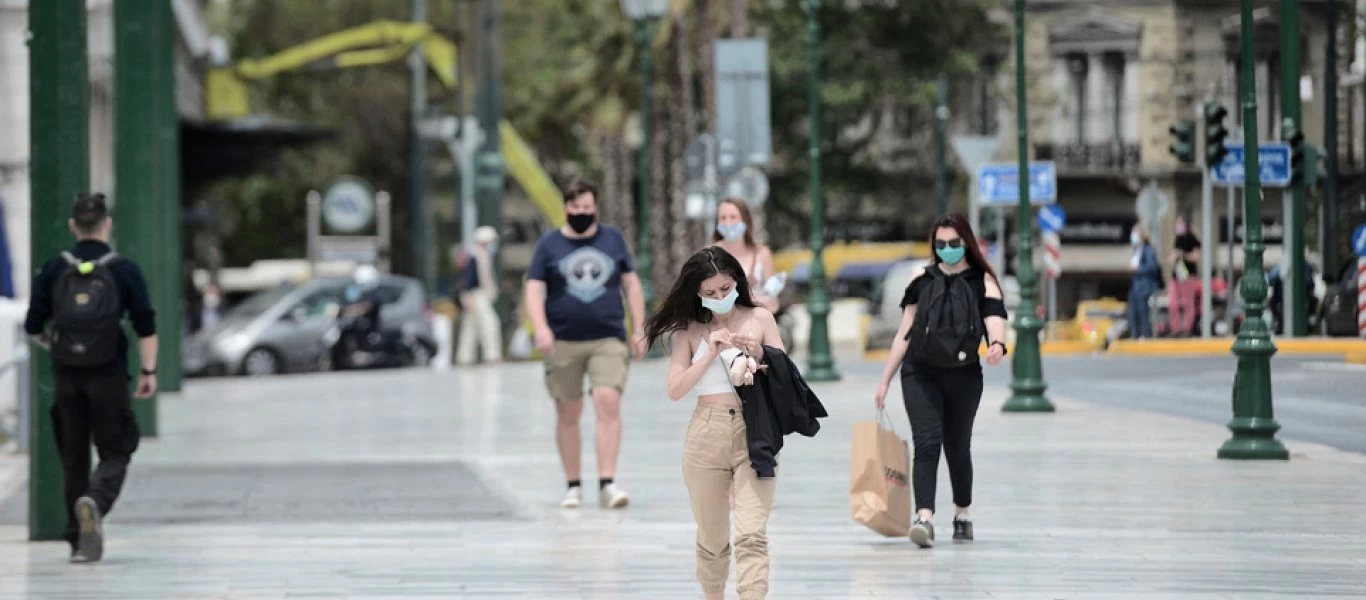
[1109,338,1366,356]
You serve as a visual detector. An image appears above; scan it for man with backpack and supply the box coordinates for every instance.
[24,192,158,563]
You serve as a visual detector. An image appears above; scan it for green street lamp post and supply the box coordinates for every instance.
[29,0,88,542]
[621,0,667,357]
[1002,0,1053,413]
[802,0,839,382]
[1219,0,1288,460]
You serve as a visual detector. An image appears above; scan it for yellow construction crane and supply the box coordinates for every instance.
[205,20,563,226]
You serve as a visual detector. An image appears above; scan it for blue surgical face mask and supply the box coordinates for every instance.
[699,288,740,314]
[716,222,747,241]
[936,246,967,266]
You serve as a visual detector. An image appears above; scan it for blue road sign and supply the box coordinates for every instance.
[1037,204,1066,234]
[1210,143,1291,187]
[977,162,1057,205]
[1352,224,1366,258]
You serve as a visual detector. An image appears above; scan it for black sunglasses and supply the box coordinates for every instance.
[933,239,963,250]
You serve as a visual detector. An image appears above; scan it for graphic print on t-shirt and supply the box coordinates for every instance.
[559,246,617,303]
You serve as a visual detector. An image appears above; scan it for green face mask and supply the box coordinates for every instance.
[936,246,966,265]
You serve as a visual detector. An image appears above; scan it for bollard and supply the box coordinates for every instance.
[431,313,453,370]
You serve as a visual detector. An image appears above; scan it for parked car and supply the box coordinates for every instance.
[1058,298,1126,349]
[183,274,435,377]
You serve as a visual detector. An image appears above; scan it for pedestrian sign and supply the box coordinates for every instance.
[1210,143,1292,187]
[1352,224,1366,258]
[977,162,1057,205]
[1037,204,1066,234]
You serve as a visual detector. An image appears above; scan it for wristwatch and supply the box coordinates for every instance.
[140,367,157,375]
[989,340,1008,355]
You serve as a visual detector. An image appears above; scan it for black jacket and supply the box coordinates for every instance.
[733,345,829,478]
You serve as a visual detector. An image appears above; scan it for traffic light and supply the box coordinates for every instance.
[1284,118,1306,186]
[1203,102,1229,167]
[1169,119,1195,164]
[1305,144,1324,189]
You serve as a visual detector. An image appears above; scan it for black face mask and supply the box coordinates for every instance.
[566,213,597,234]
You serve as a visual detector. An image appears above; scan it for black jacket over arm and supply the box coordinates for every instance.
[733,345,829,478]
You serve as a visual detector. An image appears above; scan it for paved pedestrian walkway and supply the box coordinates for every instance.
[0,359,1364,599]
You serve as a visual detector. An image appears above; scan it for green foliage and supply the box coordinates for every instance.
[756,0,994,230]
[205,0,996,267]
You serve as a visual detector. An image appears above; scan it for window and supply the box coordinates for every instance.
[1044,12,1142,168]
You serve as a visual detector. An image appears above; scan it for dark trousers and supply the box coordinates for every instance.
[51,366,140,546]
[900,363,983,515]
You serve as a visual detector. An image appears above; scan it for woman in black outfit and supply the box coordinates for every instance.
[873,213,1009,548]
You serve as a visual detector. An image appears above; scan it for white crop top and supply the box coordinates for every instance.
[692,338,743,397]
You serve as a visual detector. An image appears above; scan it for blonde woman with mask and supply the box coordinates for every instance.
[711,198,780,312]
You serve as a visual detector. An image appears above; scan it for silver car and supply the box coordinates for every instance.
[183,275,435,377]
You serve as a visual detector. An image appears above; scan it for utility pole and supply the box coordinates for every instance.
[155,0,182,394]
[1280,0,1307,336]
[474,0,504,302]
[115,0,173,433]
[1324,0,1341,283]
[29,0,87,541]
[1220,0,1288,461]
[410,0,434,293]
[1002,0,1053,413]
[935,75,948,217]
[802,0,839,382]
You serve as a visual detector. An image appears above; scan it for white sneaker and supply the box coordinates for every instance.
[599,483,630,509]
[561,487,582,509]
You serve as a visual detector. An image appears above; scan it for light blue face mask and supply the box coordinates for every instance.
[699,288,740,314]
[936,246,967,266]
[716,222,747,241]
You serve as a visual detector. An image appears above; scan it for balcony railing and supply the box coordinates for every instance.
[1035,141,1141,171]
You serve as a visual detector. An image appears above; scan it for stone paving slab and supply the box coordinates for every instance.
[1,462,519,525]
[0,361,1363,599]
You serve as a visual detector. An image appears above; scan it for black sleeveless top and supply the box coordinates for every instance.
[898,266,1008,373]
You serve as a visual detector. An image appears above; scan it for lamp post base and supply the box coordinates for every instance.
[1217,417,1289,460]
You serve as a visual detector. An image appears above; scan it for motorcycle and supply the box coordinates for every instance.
[320,308,424,371]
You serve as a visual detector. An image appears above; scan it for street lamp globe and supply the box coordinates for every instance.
[620,0,669,21]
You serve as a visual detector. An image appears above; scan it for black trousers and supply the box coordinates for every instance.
[51,366,140,546]
[900,362,983,515]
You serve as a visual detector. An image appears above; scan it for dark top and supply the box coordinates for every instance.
[463,263,479,291]
[898,265,1008,374]
[527,226,635,341]
[25,240,156,375]
[1174,232,1201,253]
[732,345,828,478]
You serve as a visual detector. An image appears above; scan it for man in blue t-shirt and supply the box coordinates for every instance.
[525,180,646,510]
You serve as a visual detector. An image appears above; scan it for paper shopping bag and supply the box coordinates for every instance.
[849,411,911,537]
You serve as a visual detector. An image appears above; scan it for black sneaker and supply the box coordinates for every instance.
[72,496,103,563]
[909,518,935,548]
[953,518,974,542]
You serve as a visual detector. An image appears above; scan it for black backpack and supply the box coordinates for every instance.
[49,252,125,367]
[907,266,982,368]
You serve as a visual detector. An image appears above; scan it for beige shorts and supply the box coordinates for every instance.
[543,338,630,403]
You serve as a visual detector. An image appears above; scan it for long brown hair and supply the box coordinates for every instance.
[644,247,758,349]
[711,197,757,248]
[929,212,997,281]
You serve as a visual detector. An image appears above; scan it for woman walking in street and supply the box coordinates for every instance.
[711,197,780,312]
[645,246,786,600]
[872,213,1009,548]
[1127,224,1162,339]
